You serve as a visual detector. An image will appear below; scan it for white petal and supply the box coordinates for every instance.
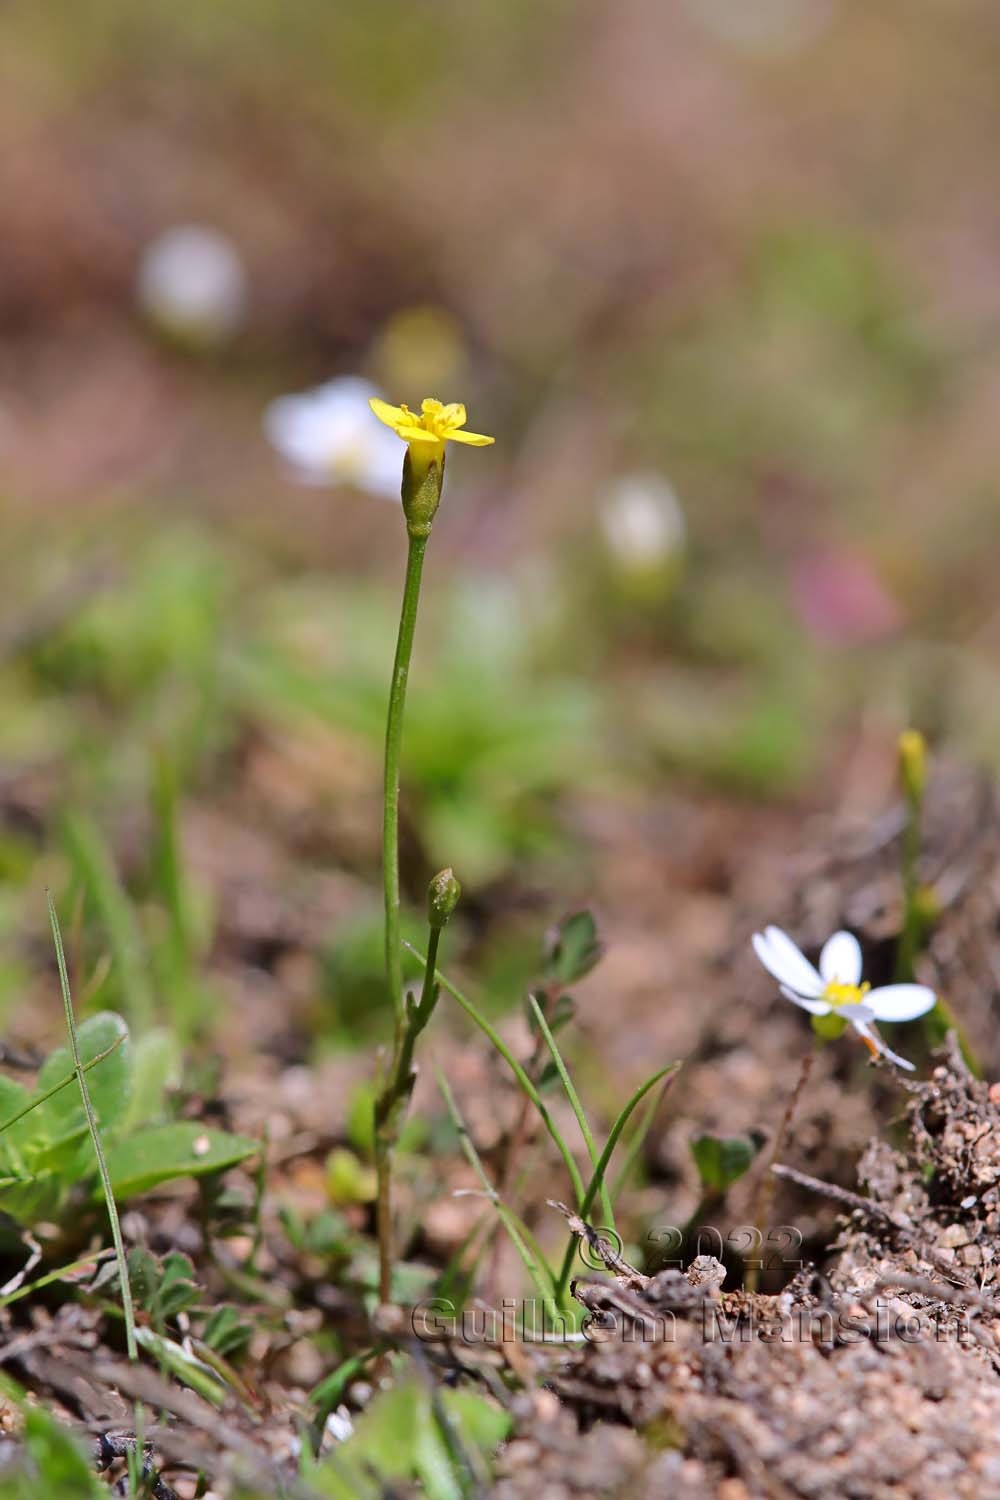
[865,984,936,1023]
[836,1002,875,1021]
[779,985,830,1016]
[819,931,862,987]
[853,1020,916,1071]
[752,927,823,996]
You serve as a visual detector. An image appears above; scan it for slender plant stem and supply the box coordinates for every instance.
[383,532,428,1034]
[374,923,441,1304]
[0,1033,125,1137]
[48,891,137,1361]
[895,787,923,982]
[744,1048,814,1295]
[376,529,429,1305]
[528,994,615,1232]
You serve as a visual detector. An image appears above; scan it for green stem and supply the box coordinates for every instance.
[375,529,429,1306]
[895,792,923,982]
[527,994,615,1233]
[383,532,428,1032]
[374,923,441,1304]
[0,1033,126,1137]
[48,892,137,1362]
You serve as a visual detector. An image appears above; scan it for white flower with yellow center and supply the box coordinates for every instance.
[751,926,935,1070]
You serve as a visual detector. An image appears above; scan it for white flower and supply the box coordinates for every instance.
[264,376,404,499]
[752,925,935,1070]
[600,474,685,572]
[322,1405,355,1448]
[137,225,247,345]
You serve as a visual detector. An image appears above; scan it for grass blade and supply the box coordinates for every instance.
[406,946,585,1210]
[554,1061,680,1303]
[435,1065,557,1307]
[0,1034,126,1137]
[48,891,137,1362]
[63,812,154,1034]
[609,1076,667,1203]
[527,993,614,1234]
[0,1248,112,1309]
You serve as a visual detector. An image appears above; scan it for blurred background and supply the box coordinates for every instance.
[1,0,999,1102]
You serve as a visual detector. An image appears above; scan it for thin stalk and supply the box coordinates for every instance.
[895,790,923,982]
[745,1048,814,1295]
[0,1248,111,1309]
[609,1081,666,1204]
[48,892,137,1361]
[375,528,429,1305]
[527,994,614,1233]
[0,1033,126,1136]
[374,921,441,1304]
[383,532,428,1032]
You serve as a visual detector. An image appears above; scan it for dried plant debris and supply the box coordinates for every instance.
[494,1046,1000,1500]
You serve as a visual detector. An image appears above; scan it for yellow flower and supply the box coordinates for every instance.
[369,397,494,535]
[369,397,494,457]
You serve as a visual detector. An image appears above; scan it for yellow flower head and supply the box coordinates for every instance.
[369,397,494,535]
[369,396,494,455]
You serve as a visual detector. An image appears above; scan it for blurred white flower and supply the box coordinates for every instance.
[322,1405,355,1448]
[137,224,248,346]
[600,473,685,573]
[686,0,837,57]
[264,376,403,499]
[752,925,935,1070]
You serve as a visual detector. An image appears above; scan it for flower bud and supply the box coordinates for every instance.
[427,868,461,929]
[401,447,445,536]
[898,729,927,805]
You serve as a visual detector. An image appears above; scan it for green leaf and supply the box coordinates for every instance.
[102,1123,259,1199]
[0,1077,34,1167]
[34,1012,131,1147]
[543,910,603,985]
[122,1028,181,1130]
[17,1405,105,1498]
[201,1303,253,1360]
[690,1131,766,1192]
[311,1377,509,1500]
[62,811,155,1035]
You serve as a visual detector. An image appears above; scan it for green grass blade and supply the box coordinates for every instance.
[48,891,137,1362]
[609,1078,666,1203]
[435,1065,557,1308]
[407,945,585,1210]
[527,993,614,1234]
[63,812,155,1034]
[0,1248,111,1309]
[0,1034,126,1137]
[554,1061,680,1303]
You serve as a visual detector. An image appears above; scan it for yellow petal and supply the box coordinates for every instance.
[420,397,444,416]
[439,403,467,429]
[369,398,411,433]
[398,425,443,444]
[445,429,495,446]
